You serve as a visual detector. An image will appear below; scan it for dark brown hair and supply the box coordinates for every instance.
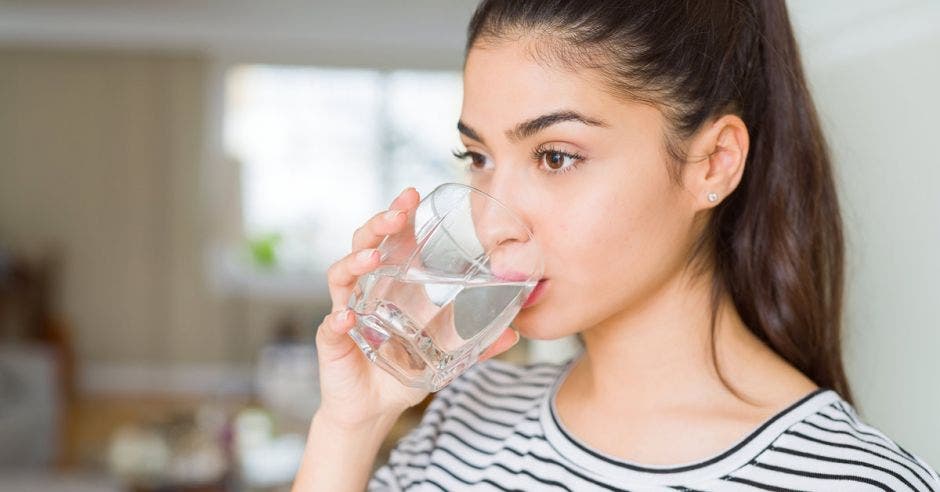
[467,0,853,404]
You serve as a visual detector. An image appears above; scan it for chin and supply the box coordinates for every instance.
[511,305,575,340]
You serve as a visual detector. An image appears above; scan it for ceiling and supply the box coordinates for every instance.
[0,0,936,69]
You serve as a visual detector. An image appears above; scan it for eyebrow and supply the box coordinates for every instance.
[457,110,608,145]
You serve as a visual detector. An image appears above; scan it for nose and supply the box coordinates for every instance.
[471,192,528,253]
[469,170,541,280]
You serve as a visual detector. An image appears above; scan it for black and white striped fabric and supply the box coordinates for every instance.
[369,358,939,491]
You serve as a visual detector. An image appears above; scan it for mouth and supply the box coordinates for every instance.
[522,279,548,308]
[493,270,549,309]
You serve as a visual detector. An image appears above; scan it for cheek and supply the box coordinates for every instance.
[545,168,689,299]
[535,185,635,285]
[513,188,687,338]
[573,196,636,280]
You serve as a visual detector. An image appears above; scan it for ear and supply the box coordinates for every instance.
[681,114,749,211]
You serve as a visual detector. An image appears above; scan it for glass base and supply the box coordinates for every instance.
[348,306,471,392]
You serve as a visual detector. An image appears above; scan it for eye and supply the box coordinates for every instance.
[452,148,491,172]
[533,146,584,175]
[452,146,585,175]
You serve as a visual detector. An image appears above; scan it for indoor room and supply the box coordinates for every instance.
[1,1,937,491]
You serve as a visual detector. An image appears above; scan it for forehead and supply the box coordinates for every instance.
[461,41,616,124]
[463,41,610,117]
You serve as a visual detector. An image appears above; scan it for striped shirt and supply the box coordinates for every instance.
[369,358,939,491]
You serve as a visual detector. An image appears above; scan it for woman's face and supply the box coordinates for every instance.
[459,39,703,339]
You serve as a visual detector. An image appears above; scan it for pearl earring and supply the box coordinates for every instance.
[707,192,719,203]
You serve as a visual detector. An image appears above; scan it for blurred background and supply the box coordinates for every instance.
[0,1,937,490]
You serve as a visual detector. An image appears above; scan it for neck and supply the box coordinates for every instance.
[573,266,761,411]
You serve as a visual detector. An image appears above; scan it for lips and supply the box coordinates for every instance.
[493,270,531,282]
[522,279,548,308]
[492,270,547,308]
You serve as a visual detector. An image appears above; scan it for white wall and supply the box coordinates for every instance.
[0,49,227,365]
[792,1,940,465]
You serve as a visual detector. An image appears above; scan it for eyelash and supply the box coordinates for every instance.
[451,145,585,176]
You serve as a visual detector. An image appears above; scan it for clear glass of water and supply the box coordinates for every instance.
[347,182,543,391]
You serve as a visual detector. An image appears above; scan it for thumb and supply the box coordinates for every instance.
[478,327,520,362]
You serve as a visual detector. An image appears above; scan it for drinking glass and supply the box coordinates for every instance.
[347,182,543,391]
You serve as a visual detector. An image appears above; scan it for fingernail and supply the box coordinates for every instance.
[389,187,413,207]
[357,248,377,263]
[384,209,403,221]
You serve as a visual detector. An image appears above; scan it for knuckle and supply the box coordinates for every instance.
[366,212,387,231]
[317,313,336,333]
[326,262,341,283]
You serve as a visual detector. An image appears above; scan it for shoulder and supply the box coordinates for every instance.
[392,357,568,448]
[427,357,567,427]
[765,394,939,491]
[446,357,568,401]
[393,357,568,444]
[367,358,569,491]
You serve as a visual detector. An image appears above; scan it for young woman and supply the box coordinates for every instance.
[293,1,939,490]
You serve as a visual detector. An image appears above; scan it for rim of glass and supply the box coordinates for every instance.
[429,182,538,241]
[427,182,543,280]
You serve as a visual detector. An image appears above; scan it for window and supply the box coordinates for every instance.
[224,65,464,274]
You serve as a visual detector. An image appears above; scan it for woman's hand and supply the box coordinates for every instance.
[294,186,521,492]
[313,186,521,430]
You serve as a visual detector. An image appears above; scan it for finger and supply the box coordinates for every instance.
[389,186,420,213]
[351,187,420,252]
[326,247,381,308]
[478,328,520,361]
[351,208,408,252]
[315,308,359,362]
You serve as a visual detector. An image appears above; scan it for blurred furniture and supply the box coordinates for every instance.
[0,343,61,466]
[0,470,119,492]
[0,248,74,467]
